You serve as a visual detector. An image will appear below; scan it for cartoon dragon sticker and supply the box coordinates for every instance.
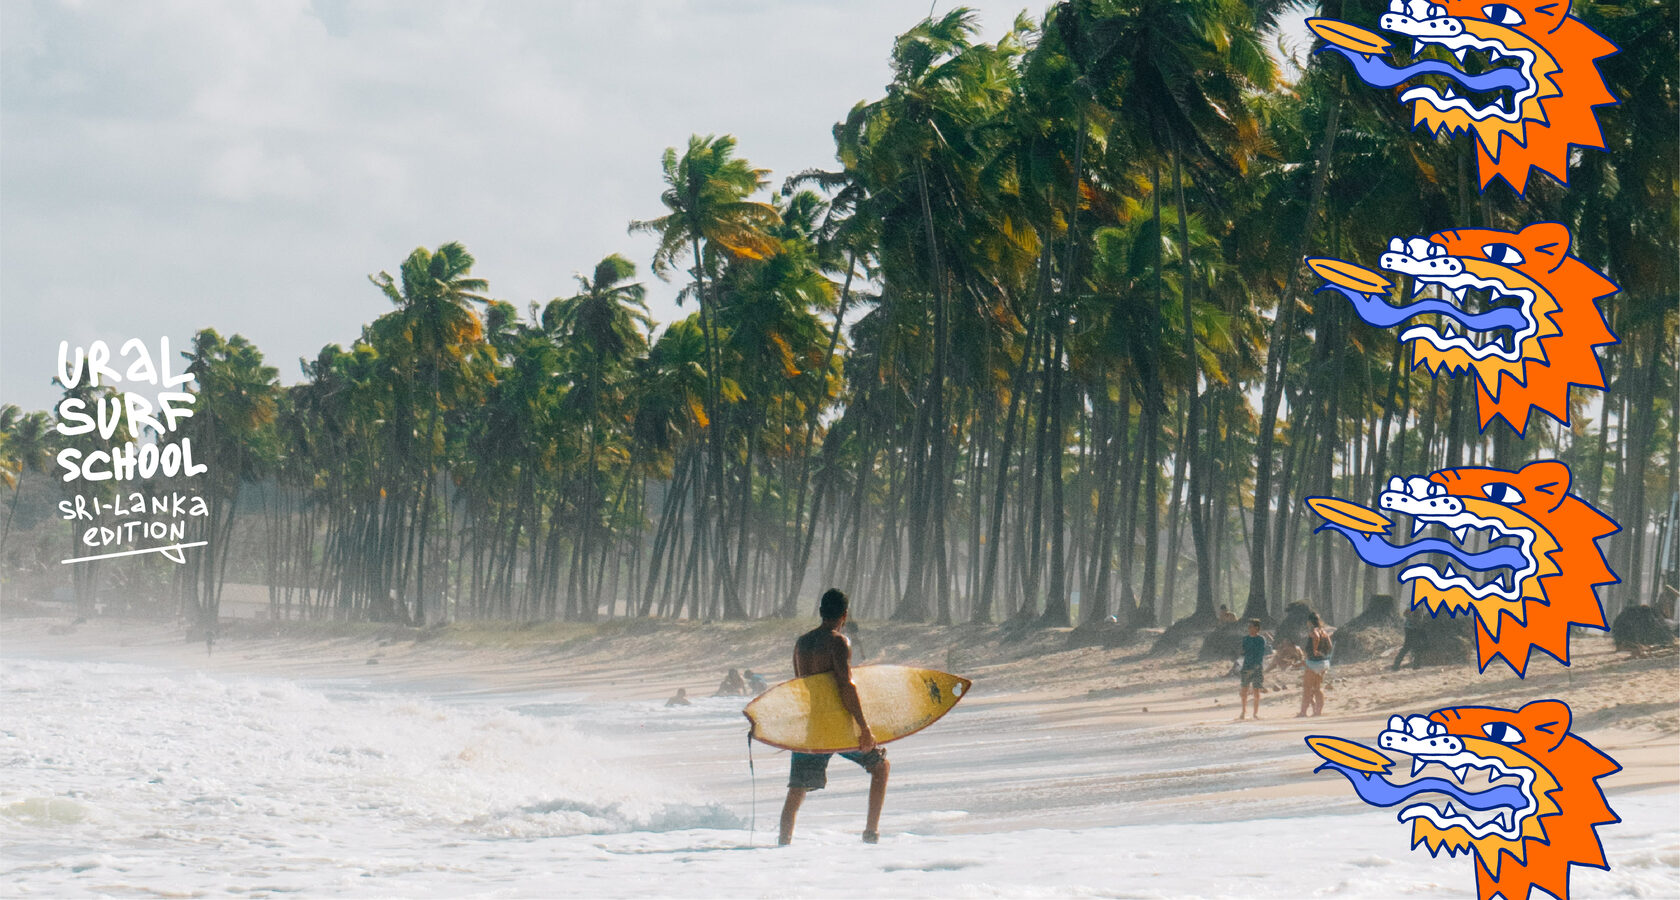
[1308,0,1618,194]
[1306,701,1621,900]
[1307,460,1618,675]
[1308,222,1617,436]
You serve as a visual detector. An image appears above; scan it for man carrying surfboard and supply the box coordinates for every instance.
[778,588,890,845]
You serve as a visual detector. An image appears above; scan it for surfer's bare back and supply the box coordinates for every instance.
[779,588,890,845]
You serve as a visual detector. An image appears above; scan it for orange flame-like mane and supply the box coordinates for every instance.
[1427,702,1621,900]
[1415,224,1617,436]
[1419,0,1618,194]
[1426,462,1618,674]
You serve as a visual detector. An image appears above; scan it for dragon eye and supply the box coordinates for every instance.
[1482,243,1525,265]
[1483,722,1524,743]
[1481,4,1526,24]
[1482,482,1525,504]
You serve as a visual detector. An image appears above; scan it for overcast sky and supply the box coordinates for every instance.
[1,0,1313,412]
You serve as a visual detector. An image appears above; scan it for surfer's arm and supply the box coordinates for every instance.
[831,635,875,753]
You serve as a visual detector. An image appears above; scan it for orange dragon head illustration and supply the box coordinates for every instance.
[1309,221,1617,436]
[1306,459,1619,675]
[1307,700,1621,900]
[1308,0,1618,194]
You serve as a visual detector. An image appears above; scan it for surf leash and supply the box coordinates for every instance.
[746,729,757,846]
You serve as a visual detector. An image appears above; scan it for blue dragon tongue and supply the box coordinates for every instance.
[1316,761,1528,812]
[1321,44,1529,92]
[1317,283,1528,331]
[1315,522,1528,572]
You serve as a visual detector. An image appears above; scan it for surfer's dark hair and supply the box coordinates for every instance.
[1248,618,1262,628]
[820,588,849,621]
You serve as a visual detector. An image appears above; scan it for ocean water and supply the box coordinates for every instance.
[2,655,1675,898]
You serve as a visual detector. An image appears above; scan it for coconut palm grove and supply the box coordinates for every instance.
[2,3,1676,648]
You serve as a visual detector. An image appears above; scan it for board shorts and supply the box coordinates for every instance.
[1240,665,1264,690]
[788,748,887,791]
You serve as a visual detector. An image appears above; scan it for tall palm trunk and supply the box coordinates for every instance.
[782,247,860,615]
[1173,149,1214,624]
[688,228,745,619]
[1244,82,1344,622]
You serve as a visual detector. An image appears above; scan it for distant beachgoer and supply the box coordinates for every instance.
[1217,605,1237,625]
[1269,636,1303,673]
[744,670,769,695]
[714,668,747,697]
[1298,613,1333,718]
[1239,619,1269,720]
[665,687,691,707]
[1392,607,1425,671]
[779,588,888,846]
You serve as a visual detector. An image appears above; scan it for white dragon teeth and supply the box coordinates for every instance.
[1413,519,1429,537]
[1455,765,1471,781]
[1450,287,1467,303]
[1453,526,1469,542]
[1454,48,1468,62]
[1413,757,1428,776]
[1444,801,1459,817]
[1443,563,1457,578]
[1498,809,1513,828]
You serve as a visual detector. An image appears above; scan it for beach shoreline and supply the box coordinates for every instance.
[6,611,1676,804]
[5,611,1677,898]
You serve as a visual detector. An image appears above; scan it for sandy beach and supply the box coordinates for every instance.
[5,612,1676,897]
[7,615,1677,813]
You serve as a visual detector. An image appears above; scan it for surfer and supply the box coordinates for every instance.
[778,588,889,846]
[714,668,748,697]
[665,687,691,707]
[1238,619,1268,720]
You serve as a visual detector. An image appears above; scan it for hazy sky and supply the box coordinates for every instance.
[1,0,1313,412]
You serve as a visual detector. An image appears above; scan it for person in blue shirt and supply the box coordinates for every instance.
[1239,619,1270,720]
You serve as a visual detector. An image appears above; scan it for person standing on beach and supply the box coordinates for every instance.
[1392,607,1425,671]
[778,588,889,845]
[1298,613,1332,717]
[1238,619,1268,720]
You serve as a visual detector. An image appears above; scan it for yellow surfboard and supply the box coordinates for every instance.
[744,665,972,753]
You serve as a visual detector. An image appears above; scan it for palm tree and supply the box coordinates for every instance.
[544,253,651,619]
[630,134,780,619]
[181,329,279,635]
[0,407,54,549]
[1088,0,1273,631]
[369,242,488,622]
